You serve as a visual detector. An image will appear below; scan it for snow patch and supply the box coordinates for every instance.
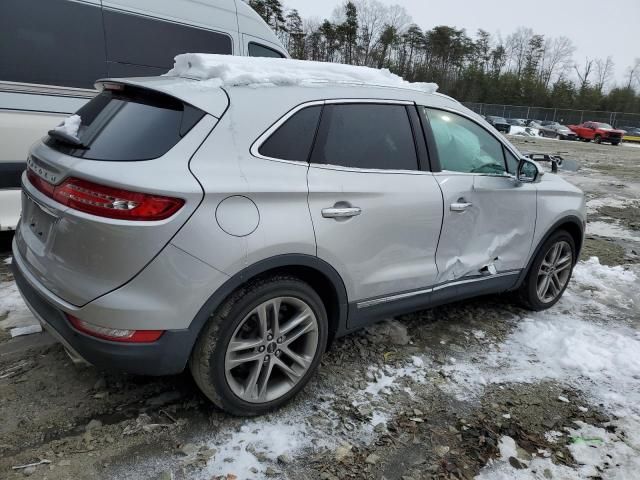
[202,421,307,479]
[10,324,42,338]
[363,356,428,398]
[585,196,629,214]
[52,114,81,140]
[507,126,540,137]
[3,257,12,265]
[442,258,640,414]
[477,422,640,479]
[0,281,37,331]
[166,54,438,93]
[587,220,640,242]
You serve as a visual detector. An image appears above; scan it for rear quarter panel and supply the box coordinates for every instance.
[172,88,316,277]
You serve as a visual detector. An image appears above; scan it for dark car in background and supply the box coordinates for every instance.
[506,118,526,127]
[484,116,511,133]
[538,121,578,140]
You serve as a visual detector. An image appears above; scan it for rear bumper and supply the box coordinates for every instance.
[11,244,196,376]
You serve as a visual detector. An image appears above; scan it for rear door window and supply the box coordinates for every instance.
[258,106,322,161]
[310,104,418,171]
[45,86,205,161]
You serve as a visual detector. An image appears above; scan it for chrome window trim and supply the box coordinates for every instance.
[251,98,421,172]
[356,270,520,309]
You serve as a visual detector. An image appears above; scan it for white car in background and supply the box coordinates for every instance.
[0,0,288,231]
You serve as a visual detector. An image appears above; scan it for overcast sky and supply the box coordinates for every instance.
[284,0,639,85]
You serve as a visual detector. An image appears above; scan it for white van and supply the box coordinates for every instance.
[0,0,288,230]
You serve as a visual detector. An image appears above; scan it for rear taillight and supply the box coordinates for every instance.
[67,315,164,343]
[27,169,183,221]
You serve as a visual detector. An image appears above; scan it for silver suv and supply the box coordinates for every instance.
[12,75,585,415]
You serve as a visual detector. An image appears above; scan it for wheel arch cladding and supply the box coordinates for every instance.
[514,215,584,289]
[187,254,348,357]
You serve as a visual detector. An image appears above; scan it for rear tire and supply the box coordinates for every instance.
[190,276,328,416]
[612,141,620,146]
[516,230,576,311]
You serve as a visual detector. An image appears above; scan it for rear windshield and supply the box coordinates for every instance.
[45,86,205,161]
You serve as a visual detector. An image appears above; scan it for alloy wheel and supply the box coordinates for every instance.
[224,296,319,403]
[536,240,573,303]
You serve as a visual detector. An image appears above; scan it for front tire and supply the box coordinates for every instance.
[594,135,602,144]
[190,276,328,416]
[517,231,576,311]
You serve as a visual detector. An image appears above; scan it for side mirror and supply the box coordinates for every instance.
[517,158,543,183]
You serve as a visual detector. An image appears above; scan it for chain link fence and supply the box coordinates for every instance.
[462,102,640,128]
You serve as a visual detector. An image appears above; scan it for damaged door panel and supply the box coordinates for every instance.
[423,107,537,284]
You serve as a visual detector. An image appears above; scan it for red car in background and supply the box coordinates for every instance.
[568,122,624,145]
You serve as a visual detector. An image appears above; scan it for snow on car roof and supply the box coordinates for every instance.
[165,54,438,94]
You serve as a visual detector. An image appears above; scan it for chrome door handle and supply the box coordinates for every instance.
[322,207,361,218]
[450,202,472,212]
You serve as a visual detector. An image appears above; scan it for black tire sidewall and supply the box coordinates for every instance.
[193,278,328,416]
[522,231,576,311]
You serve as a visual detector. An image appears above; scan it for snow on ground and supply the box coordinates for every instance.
[622,142,640,148]
[507,126,541,137]
[585,196,630,214]
[0,281,38,332]
[587,220,640,242]
[428,257,640,479]
[166,53,438,93]
[200,421,309,479]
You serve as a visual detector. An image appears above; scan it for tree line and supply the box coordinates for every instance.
[249,0,640,115]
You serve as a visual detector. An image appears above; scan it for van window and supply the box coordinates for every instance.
[0,0,107,89]
[102,9,233,74]
[248,43,285,58]
[310,104,418,171]
[258,106,322,161]
[45,86,205,161]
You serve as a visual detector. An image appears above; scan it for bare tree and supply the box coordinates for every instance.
[593,56,615,93]
[354,0,386,66]
[626,58,640,90]
[505,27,534,77]
[539,36,575,88]
[574,57,594,91]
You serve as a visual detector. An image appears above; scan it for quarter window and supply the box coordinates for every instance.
[504,147,520,174]
[258,106,322,161]
[423,108,507,175]
[248,42,285,58]
[311,104,418,171]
